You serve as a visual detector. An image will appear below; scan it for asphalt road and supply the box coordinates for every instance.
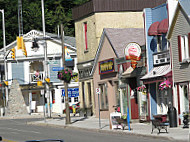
[0,118,177,142]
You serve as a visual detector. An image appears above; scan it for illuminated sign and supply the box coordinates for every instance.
[124,43,141,69]
[99,58,115,74]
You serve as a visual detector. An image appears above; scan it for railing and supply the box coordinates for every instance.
[153,50,170,66]
[29,72,45,83]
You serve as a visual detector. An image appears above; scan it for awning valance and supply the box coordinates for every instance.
[141,65,171,81]
[158,18,168,34]
[121,66,136,78]
[148,21,160,36]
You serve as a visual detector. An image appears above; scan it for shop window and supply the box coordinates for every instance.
[183,85,189,112]
[178,34,190,62]
[100,84,109,110]
[74,97,78,102]
[69,97,72,103]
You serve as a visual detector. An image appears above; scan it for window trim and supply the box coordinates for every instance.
[178,34,190,63]
[84,22,88,52]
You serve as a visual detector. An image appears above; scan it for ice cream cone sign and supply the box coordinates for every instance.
[124,43,141,69]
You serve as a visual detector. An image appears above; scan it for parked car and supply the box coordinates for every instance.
[63,102,80,113]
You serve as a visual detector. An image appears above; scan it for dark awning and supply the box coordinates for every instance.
[158,18,168,34]
[148,21,160,36]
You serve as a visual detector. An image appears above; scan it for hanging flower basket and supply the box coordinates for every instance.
[159,80,172,90]
[57,69,72,83]
[137,85,146,92]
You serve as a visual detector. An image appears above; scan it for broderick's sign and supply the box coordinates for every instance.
[99,58,115,74]
[124,43,141,69]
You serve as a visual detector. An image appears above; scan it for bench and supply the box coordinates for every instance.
[151,115,169,134]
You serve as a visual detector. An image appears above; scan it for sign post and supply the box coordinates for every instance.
[96,88,101,129]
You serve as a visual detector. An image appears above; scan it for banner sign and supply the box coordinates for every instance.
[99,58,115,74]
[62,88,79,97]
[124,43,141,69]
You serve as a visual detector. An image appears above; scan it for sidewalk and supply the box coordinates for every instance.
[28,114,189,142]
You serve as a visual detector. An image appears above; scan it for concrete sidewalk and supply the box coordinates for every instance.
[28,114,189,142]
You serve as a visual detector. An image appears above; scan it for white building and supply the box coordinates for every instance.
[0,30,79,115]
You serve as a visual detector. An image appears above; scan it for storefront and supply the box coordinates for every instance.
[141,64,173,119]
[92,28,145,120]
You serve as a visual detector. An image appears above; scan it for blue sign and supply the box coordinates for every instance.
[52,67,64,71]
[62,88,79,97]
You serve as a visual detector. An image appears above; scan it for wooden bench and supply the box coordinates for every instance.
[151,115,169,134]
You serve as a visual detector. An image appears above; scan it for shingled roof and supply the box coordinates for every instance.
[72,0,167,20]
[105,28,145,58]
[91,28,145,75]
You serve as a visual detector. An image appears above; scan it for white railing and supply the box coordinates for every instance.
[29,72,45,83]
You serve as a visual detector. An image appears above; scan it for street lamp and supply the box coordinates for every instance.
[0,9,8,108]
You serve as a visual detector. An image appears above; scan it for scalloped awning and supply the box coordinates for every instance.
[148,21,160,36]
[158,18,168,34]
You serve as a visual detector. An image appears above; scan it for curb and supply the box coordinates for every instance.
[27,122,185,142]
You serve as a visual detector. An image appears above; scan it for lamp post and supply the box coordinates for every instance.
[0,9,8,108]
[41,0,51,118]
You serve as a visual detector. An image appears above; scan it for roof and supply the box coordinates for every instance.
[167,0,190,39]
[72,0,167,20]
[179,0,190,18]
[141,64,171,80]
[104,28,145,58]
[90,28,145,76]
[2,30,76,52]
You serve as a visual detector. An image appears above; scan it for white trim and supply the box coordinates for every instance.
[90,29,106,76]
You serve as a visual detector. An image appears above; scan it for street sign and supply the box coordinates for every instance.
[52,67,64,71]
[62,88,79,97]
[96,88,100,94]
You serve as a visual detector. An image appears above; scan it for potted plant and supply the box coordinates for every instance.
[57,69,72,83]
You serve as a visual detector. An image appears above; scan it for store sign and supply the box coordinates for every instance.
[99,58,115,74]
[62,88,79,97]
[124,43,141,69]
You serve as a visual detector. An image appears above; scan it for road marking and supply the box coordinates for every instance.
[0,127,40,134]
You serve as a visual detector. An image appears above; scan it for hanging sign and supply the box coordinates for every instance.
[99,58,115,74]
[124,43,141,69]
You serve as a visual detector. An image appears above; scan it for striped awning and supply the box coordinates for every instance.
[141,65,171,80]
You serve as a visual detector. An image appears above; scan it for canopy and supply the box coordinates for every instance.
[158,18,168,34]
[148,21,160,36]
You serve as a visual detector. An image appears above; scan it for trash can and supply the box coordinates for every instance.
[168,106,177,127]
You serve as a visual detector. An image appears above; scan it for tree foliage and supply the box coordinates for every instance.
[0,0,89,48]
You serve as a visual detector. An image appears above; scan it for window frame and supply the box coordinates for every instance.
[178,34,190,63]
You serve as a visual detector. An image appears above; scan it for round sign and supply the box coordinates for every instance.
[124,43,141,59]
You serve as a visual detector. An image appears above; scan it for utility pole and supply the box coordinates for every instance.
[41,0,51,118]
[61,24,70,124]
[0,9,8,107]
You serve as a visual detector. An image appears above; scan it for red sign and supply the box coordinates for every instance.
[124,43,141,69]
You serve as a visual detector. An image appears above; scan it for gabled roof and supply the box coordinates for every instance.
[167,0,190,39]
[1,30,76,52]
[91,28,145,76]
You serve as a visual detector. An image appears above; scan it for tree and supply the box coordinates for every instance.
[0,0,89,48]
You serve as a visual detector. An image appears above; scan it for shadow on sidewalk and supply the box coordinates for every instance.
[71,116,88,124]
